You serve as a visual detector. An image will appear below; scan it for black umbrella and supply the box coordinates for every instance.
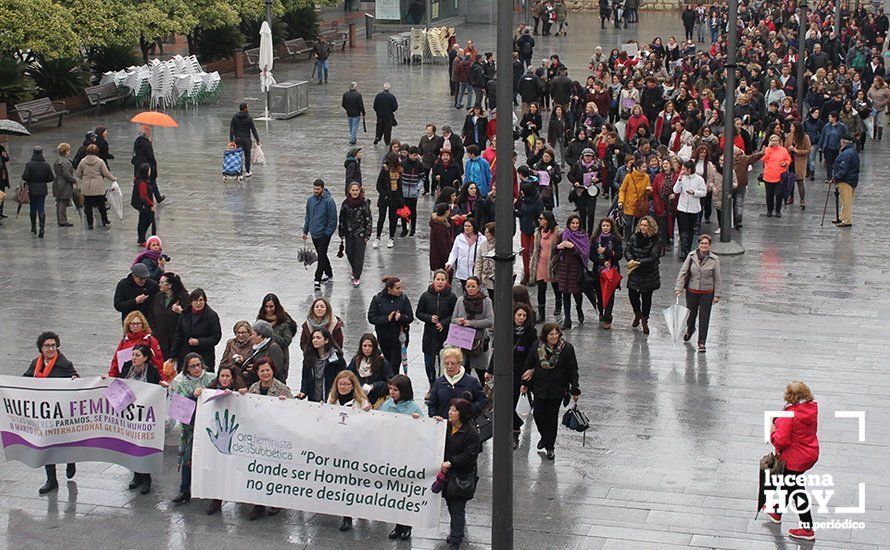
[0,119,30,137]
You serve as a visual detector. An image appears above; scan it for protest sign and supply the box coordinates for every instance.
[192,393,446,527]
[105,378,136,411]
[168,393,197,424]
[0,376,167,472]
[445,324,476,350]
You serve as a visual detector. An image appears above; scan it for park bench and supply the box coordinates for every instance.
[319,30,349,52]
[243,47,280,71]
[11,97,68,130]
[85,82,129,116]
[284,38,313,61]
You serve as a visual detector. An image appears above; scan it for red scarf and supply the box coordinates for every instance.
[33,354,59,378]
[672,131,683,152]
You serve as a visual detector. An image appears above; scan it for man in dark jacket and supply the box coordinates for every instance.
[132,125,163,203]
[114,263,160,321]
[518,67,544,114]
[303,179,338,289]
[517,28,535,68]
[681,4,696,40]
[373,82,399,145]
[549,68,572,112]
[21,146,54,238]
[469,59,487,108]
[311,34,332,84]
[341,82,365,145]
[229,103,260,177]
[418,124,444,194]
[831,135,859,228]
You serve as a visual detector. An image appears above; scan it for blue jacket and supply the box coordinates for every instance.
[427,371,487,418]
[832,144,859,188]
[817,121,848,151]
[464,157,493,196]
[378,398,424,416]
[303,188,338,238]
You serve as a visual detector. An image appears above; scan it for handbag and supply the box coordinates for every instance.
[73,184,84,208]
[445,469,478,499]
[470,410,493,442]
[14,183,29,204]
[562,402,591,446]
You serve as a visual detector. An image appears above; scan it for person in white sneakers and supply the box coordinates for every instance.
[445,217,486,290]
[302,179,338,290]
[374,153,404,249]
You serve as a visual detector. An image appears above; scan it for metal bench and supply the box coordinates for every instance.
[85,82,129,116]
[243,47,280,71]
[284,38,313,61]
[10,97,68,130]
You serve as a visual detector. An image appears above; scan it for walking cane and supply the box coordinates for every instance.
[310,60,317,81]
[820,179,834,227]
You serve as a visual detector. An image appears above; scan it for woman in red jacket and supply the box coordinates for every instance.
[109,310,164,377]
[762,381,820,542]
[760,134,791,218]
[133,163,156,247]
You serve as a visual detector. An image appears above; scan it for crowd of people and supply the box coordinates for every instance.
[9,0,882,544]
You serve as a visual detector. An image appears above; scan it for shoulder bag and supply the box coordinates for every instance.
[445,469,478,499]
[14,183,29,204]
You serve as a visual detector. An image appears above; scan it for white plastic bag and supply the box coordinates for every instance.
[516,394,532,416]
[252,144,266,165]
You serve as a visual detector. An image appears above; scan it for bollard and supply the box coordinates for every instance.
[365,13,375,40]
[233,50,245,79]
[349,23,356,48]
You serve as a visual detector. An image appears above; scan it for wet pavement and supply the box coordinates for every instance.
[0,11,888,550]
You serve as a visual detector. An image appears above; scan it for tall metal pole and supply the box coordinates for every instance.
[797,0,807,109]
[713,0,743,255]
[834,0,842,35]
[265,0,273,25]
[491,0,515,544]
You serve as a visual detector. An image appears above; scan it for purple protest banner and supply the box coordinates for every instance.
[445,323,476,350]
[168,393,197,424]
[105,378,136,411]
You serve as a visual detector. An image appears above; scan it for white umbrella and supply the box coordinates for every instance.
[257,21,276,120]
[663,296,690,345]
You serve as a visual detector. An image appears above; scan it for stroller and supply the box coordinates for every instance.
[222,142,244,183]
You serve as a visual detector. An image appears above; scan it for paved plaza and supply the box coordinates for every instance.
[0,11,888,550]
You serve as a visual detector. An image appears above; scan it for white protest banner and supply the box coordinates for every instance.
[192,391,446,528]
[0,375,167,472]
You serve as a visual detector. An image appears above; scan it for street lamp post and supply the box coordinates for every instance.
[265,0,273,26]
[797,0,807,109]
[491,0,515,546]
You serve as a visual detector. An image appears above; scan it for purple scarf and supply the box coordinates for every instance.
[562,229,590,267]
[132,249,162,268]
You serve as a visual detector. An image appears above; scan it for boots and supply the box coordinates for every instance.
[641,317,650,335]
[38,214,45,238]
[139,473,152,495]
[39,465,58,494]
[878,127,883,141]
[536,306,545,324]
[30,212,37,234]
[632,313,641,328]
[576,304,584,325]
[553,301,562,317]
[206,499,223,515]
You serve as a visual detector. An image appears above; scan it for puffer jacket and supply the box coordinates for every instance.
[675,250,721,296]
[618,169,651,216]
[761,145,791,184]
[473,236,496,290]
[415,284,457,354]
[624,232,660,292]
[772,400,819,472]
[75,155,116,197]
[338,196,373,239]
[401,157,424,199]
[21,150,54,197]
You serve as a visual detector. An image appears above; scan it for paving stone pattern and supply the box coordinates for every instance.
[0,12,887,550]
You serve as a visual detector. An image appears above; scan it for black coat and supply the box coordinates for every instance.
[172,305,222,368]
[132,135,157,183]
[440,133,465,164]
[431,160,463,191]
[375,167,404,208]
[427,372,487,417]
[488,329,537,376]
[113,274,160,321]
[624,232,661,292]
[444,422,481,476]
[300,350,347,402]
[229,111,259,141]
[341,89,366,117]
[518,73,544,104]
[523,341,580,400]
[119,363,161,384]
[96,136,114,166]
[21,151,54,197]
[345,158,362,187]
[415,285,458,353]
[339,197,373,239]
[346,356,395,403]
[148,290,189,358]
[462,114,488,148]
[373,90,399,120]
[368,291,414,347]
[550,75,573,106]
[24,352,78,378]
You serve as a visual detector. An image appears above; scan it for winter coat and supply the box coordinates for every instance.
[771,400,819,472]
[303,188,338,238]
[108,330,164,377]
[672,173,707,213]
[427,370,487,417]
[784,135,812,178]
[444,421,482,479]
[462,114,488,149]
[148,290,189,358]
[401,157,424,199]
[473,237,496,290]
[554,233,585,295]
[650,172,675,217]
[564,138,593,168]
[341,89,365,117]
[113,274,160,321]
[229,111,259,141]
[378,398,424,416]
[415,285,458,354]
[299,318,345,352]
[52,156,76,200]
[419,134,444,169]
[429,213,455,271]
[24,351,78,378]
[523,341,580,400]
[344,157,362,186]
[240,339,286,384]
[817,121,848,151]
[172,305,223,368]
[518,73,545,104]
[376,167,404,208]
[868,84,890,113]
[248,378,293,398]
[832,144,860,188]
[119,362,161,384]
[761,145,791,183]
[75,155,116,197]
[530,227,561,283]
[514,188,545,236]
[453,294,494,370]
[21,150,54,197]
[618,170,651,216]
[218,337,254,371]
[367,291,414,347]
[431,159,463,191]
[839,110,865,141]
[447,233,486,281]
[675,250,721,296]
[373,90,399,120]
[624,232,661,292]
[347,356,394,404]
[131,135,157,181]
[591,233,623,271]
[339,197,373,239]
[464,157,493,196]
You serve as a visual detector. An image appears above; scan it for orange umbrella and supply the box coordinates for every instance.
[130,111,178,127]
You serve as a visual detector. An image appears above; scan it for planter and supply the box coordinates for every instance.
[204,53,244,78]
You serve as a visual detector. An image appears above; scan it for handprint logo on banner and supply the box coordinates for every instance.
[206,409,239,454]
